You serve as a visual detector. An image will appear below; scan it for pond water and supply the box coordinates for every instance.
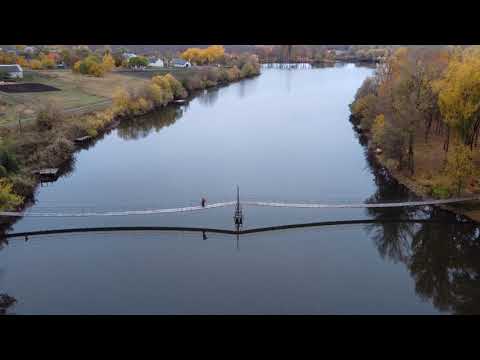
[1,63,479,314]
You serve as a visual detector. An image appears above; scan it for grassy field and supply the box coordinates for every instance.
[44,70,150,98]
[0,70,151,127]
[116,66,221,82]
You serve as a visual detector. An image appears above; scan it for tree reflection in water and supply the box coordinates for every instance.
[362,145,480,313]
[363,150,419,263]
[116,105,183,141]
[409,211,480,313]
[0,233,16,314]
[0,293,16,315]
[198,87,220,106]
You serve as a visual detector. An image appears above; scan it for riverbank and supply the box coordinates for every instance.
[347,47,480,224]
[377,155,480,223]
[0,63,261,220]
[351,119,480,223]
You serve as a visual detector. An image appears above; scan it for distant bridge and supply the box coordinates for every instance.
[1,197,479,218]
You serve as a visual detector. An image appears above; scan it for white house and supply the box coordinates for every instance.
[123,53,137,60]
[172,58,191,68]
[149,58,164,68]
[0,64,23,79]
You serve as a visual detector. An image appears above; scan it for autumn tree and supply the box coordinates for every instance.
[29,59,42,69]
[72,54,106,77]
[60,49,74,66]
[102,53,115,72]
[0,51,17,64]
[39,53,56,69]
[112,87,131,116]
[151,75,174,103]
[181,46,225,65]
[0,179,23,211]
[371,114,386,146]
[112,52,124,67]
[434,50,480,150]
[128,56,148,69]
[15,56,29,67]
[445,144,475,195]
[163,73,187,98]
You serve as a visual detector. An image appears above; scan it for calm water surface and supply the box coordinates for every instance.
[1,63,479,314]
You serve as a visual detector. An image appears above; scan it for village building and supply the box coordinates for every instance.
[0,64,23,80]
[123,53,137,60]
[149,58,164,68]
[172,59,192,68]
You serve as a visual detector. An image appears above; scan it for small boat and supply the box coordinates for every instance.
[74,136,93,143]
[32,168,59,176]
[32,168,60,183]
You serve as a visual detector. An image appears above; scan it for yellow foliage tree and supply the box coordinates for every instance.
[227,66,240,81]
[434,52,480,147]
[444,144,475,195]
[89,62,105,77]
[181,45,225,65]
[39,54,56,69]
[152,75,174,102]
[181,48,202,64]
[0,178,23,211]
[73,60,82,73]
[15,56,29,67]
[112,88,130,115]
[372,114,386,146]
[163,73,187,98]
[146,83,164,106]
[350,94,377,130]
[102,53,115,72]
[29,59,42,69]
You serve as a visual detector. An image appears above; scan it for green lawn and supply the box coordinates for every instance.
[116,67,212,82]
[0,71,108,126]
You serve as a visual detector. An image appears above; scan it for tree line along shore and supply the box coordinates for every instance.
[350,46,480,222]
[0,47,260,213]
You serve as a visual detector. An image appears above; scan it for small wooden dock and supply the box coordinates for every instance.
[32,168,59,176]
[32,168,60,182]
[74,136,93,144]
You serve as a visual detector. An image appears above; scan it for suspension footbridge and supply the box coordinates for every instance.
[1,196,478,218]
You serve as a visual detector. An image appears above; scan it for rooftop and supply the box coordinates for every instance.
[0,64,22,73]
[173,58,189,65]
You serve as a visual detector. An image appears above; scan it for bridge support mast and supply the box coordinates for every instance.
[233,185,243,251]
[233,185,243,229]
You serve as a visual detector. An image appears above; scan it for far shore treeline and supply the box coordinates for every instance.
[0,45,396,72]
[0,45,260,213]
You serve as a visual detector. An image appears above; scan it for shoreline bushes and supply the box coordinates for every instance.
[0,178,23,211]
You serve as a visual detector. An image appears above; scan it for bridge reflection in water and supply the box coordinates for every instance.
[3,217,475,240]
[2,213,480,315]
